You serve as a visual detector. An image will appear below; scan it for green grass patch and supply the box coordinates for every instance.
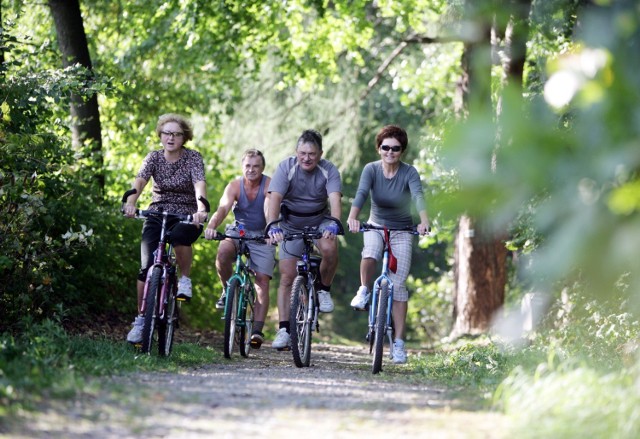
[0,318,223,419]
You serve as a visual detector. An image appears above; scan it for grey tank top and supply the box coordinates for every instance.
[233,175,267,231]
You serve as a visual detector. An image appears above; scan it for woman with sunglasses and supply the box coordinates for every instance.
[346,124,429,364]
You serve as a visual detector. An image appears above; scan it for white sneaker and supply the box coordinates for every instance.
[126,316,144,343]
[392,339,407,364]
[177,276,192,300]
[350,286,370,310]
[272,328,291,349]
[317,290,334,313]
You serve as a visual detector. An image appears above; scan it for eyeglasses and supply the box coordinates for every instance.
[380,144,402,153]
[161,131,185,139]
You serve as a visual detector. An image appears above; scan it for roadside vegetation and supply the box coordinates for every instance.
[0,318,222,419]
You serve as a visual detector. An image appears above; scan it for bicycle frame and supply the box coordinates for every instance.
[225,239,254,330]
[210,226,264,358]
[368,228,395,358]
[141,212,176,320]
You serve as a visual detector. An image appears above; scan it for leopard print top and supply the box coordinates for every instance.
[136,148,206,215]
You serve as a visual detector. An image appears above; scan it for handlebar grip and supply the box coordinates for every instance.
[122,188,137,203]
[198,196,211,213]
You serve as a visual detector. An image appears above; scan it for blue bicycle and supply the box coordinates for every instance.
[266,216,344,367]
[358,223,418,374]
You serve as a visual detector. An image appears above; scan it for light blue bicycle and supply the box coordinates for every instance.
[359,223,418,374]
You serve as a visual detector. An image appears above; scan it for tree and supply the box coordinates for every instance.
[48,0,103,192]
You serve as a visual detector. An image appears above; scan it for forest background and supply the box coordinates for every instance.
[2,0,640,436]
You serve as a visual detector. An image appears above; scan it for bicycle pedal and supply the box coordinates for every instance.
[277,346,291,352]
[352,306,369,312]
[176,296,191,302]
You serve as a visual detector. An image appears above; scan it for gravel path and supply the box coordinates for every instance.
[2,341,505,438]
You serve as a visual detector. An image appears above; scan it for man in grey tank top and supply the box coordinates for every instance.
[266,129,342,350]
[204,149,276,349]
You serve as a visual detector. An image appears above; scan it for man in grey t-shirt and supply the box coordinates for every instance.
[267,129,342,350]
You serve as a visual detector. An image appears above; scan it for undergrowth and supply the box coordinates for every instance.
[411,291,640,438]
[0,318,221,419]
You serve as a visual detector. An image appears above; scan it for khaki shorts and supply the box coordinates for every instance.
[225,225,276,278]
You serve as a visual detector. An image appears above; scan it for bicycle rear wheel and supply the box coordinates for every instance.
[223,278,241,359]
[158,275,178,357]
[290,276,312,367]
[141,267,161,354]
[239,285,254,357]
[372,280,389,374]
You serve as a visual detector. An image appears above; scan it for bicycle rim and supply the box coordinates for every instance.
[158,277,177,357]
[141,267,161,355]
[239,286,254,357]
[372,281,389,374]
[290,276,311,367]
[223,279,240,359]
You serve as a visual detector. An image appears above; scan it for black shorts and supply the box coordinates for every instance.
[137,217,203,281]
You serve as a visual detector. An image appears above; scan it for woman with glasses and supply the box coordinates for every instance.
[346,125,429,364]
[122,113,208,344]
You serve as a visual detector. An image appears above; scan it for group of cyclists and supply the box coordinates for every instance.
[123,113,430,364]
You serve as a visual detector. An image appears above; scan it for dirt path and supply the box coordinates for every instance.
[3,342,506,438]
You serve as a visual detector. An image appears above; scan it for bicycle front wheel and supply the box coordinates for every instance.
[372,280,389,374]
[158,275,178,357]
[239,284,254,358]
[223,278,241,359]
[290,276,312,367]
[141,267,161,354]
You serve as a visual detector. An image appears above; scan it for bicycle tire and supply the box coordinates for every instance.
[158,275,178,357]
[223,278,241,359]
[372,280,389,374]
[239,284,254,357]
[141,267,161,354]
[290,275,312,367]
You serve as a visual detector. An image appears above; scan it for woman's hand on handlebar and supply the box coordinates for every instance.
[347,218,360,233]
[417,222,430,236]
[123,203,137,218]
[192,211,208,226]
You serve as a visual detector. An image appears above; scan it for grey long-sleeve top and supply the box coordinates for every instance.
[351,160,426,228]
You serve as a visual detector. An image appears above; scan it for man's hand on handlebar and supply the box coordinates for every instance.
[267,226,284,244]
[204,227,219,240]
[323,222,340,239]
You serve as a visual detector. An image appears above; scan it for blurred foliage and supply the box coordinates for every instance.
[439,1,640,314]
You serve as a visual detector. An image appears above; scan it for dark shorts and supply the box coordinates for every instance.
[137,217,203,281]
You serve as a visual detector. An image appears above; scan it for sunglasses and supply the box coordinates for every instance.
[380,144,402,153]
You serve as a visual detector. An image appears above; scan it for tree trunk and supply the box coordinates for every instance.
[48,0,104,192]
[450,1,512,339]
[451,216,507,337]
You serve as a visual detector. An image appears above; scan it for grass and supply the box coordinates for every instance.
[407,329,640,438]
[0,318,223,419]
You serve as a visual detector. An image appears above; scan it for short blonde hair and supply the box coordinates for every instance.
[242,148,266,167]
[155,113,194,143]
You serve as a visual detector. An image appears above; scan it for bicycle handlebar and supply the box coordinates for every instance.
[205,232,267,244]
[359,222,421,234]
[121,188,211,221]
[264,215,345,240]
